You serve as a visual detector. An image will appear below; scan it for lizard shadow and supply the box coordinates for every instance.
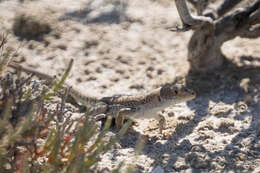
[117,57,260,172]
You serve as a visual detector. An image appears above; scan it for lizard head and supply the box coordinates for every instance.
[159,84,196,104]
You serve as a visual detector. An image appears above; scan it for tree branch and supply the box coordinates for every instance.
[186,0,209,15]
[174,0,213,30]
[239,26,260,39]
[196,0,209,15]
[216,0,243,18]
[248,2,260,25]
[187,0,197,7]
[216,0,260,42]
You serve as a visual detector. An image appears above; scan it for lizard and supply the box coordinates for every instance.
[8,62,196,133]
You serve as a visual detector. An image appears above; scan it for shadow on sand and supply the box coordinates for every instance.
[120,57,260,172]
[59,1,141,25]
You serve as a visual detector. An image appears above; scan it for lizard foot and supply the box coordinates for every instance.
[94,114,107,121]
[158,113,167,134]
[158,114,173,139]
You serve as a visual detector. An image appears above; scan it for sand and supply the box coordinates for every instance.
[1,0,260,172]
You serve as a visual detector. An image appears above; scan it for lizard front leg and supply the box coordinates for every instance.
[158,113,166,134]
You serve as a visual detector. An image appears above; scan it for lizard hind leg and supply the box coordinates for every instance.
[115,112,125,129]
[158,113,167,134]
[113,107,133,130]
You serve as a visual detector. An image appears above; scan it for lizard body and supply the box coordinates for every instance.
[9,62,196,133]
[101,85,195,120]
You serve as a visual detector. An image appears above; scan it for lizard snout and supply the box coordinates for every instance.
[183,88,196,99]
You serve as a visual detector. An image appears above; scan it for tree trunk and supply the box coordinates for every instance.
[187,24,225,72]
[173,0,260,72]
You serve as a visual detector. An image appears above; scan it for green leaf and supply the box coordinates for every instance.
[52,59,74,93]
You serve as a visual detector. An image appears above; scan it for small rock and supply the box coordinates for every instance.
[185,152,210,169]
[252,165,260,173]
[160,154,170,166]
[209,102,233,117]
[173,157,189,171]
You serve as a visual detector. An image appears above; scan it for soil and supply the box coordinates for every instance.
[1,0,260,172]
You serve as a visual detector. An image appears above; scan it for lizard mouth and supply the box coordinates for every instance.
[191,91,196,98]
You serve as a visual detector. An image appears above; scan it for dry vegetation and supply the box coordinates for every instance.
[0,37,135,172]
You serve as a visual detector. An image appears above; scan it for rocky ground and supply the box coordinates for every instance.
[1,0,260,172]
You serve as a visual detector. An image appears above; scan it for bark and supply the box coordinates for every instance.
[187,0,209,15]
[216,0,243,17]
[175,0,213,27]
[173,0,260,72]
[187,23,224,72]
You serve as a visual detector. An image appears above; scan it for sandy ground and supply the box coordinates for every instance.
[1,0,260,172]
